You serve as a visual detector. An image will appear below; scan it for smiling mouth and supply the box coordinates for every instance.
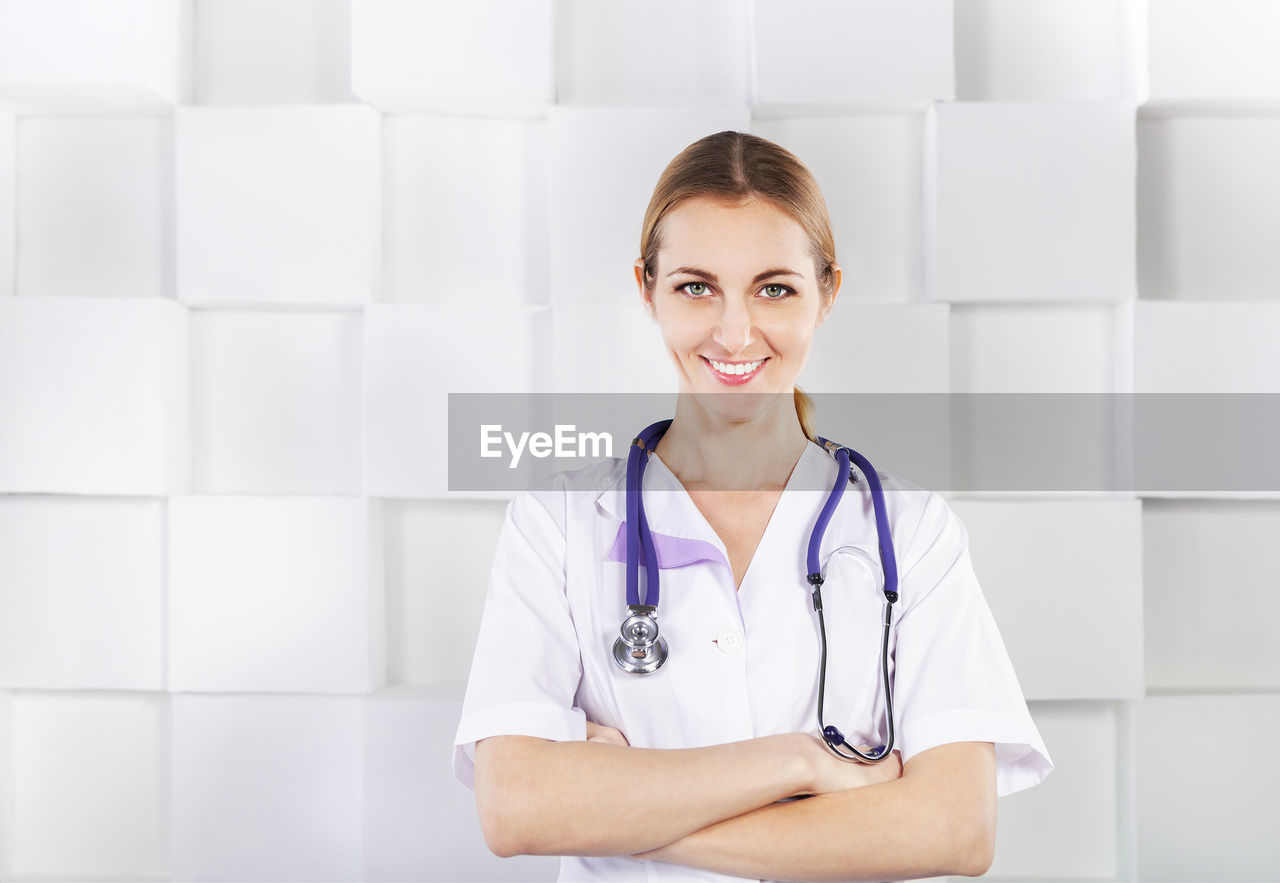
[702,356,768,382]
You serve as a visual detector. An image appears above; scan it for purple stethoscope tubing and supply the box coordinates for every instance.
[623,418,900,763]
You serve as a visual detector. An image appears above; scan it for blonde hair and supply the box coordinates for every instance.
[637,130,838,443]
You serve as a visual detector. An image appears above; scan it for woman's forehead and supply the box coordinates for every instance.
[658,200,812,274]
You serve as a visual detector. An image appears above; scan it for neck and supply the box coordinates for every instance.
[652,394,811,492]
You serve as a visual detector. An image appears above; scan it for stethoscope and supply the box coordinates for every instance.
[613,418,900,763]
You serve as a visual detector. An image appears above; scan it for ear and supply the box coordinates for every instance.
[817,265,842,327]
[635,260,656,319]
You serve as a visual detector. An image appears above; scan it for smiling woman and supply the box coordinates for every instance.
[452,130,1053,883]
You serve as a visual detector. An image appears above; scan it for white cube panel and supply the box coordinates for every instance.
[558,0,749,106]
[170,496,384,693]
[753,0,953,105]
[1135,695,1280,881]
[549,105,750,304]
[0,0,191,112]
[951,304,1129,393]
[176,105,380,305]
[751,115,925,303]
[0,296,188,495]
[7,692,165,878]
[350,0,553,114]
[191,310,363,493]
[363,686,558,880]
[1144,500,1280,689]
[1137,115,1280,301]
[552,302,676,394]
[952,499,1144,700]
[386,501,507,687]
[0,111,13,297]
[925,102,1135,303]
[364,303,549,499]
[17,115,169,298]
[988,701,1119,879]
[1147,0,1280,99]
[1135,302,1280,392]
[0,691,13,876]
[799,303,949,393]
[171,694,362,879]
[383,114,549,304]
[0,497,164,690]
[194,0,354,105]
[954,0,1140,101]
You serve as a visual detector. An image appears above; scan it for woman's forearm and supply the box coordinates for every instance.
[473,732,814,858]
[635,741,997,881]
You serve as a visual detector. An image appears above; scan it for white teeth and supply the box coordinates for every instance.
[709,358,764,376]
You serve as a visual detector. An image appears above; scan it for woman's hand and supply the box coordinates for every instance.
[802,735,902,796]
[586,720,631,747]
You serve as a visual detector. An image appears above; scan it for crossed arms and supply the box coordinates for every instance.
[473,725,997,881]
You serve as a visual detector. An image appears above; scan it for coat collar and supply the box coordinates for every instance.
[594,439,843,571]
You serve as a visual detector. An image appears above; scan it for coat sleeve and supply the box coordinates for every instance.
[890,492,1054,797]
[452,488,588,791]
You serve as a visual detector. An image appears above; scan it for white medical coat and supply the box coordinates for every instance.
[453,440,1053,882]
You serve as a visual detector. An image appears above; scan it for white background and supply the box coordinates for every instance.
[1,0,1278,880]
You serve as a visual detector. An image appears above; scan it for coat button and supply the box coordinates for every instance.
[716,627,744,653]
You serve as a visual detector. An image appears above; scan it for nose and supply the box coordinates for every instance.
[712,294,756,355]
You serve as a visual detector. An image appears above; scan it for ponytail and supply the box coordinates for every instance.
[794,385,818,443]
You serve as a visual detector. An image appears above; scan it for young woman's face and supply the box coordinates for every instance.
[635,195,839,405]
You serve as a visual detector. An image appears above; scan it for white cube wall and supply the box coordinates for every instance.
[0,0,192,112]
[953,500,1144,700]
[551,302,676,394]
[193,0,354,105]
[1137,114,1280,302]
[925,102,1135,303]
[558,0,750,107]
[382,114,550,304]
[3,3,1280,880]
[1135,695,1280,881]
[0,691,15,876]
[953,0,1141,101]
[950,304,1130,393]
[17,115,170,299]
[170,694,363,879]
[799,304,950,393]
[384,501,508,688]
[350,0,554,114]
[169,496,385,694]
[175,105,380,305]
[0,110,14,297]
[363,303,550,499]
[190,310,364,493]
[0,497,165,690]
[1147,0,1280,99]
[7,692,167,878]
[0,296,189,495]
[1135,301,1280,393]
[1144,500,1280,689]
[753,0,954,105]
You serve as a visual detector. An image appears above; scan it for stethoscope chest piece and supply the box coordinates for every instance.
[612,607,668,675]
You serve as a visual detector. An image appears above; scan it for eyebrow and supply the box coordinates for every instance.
[666,266,803,285]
